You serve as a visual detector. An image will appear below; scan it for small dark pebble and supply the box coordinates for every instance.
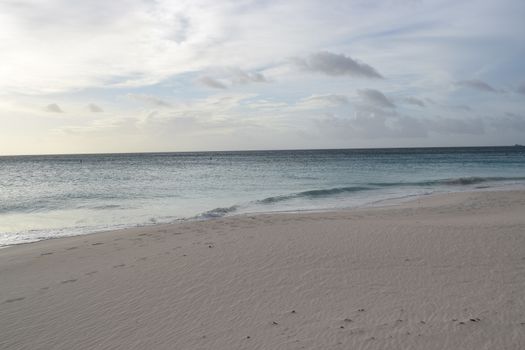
[358,309,365,312]
[208,245,213,248]
[291,310,296,314]
[247,336,251,339]
[420,321,426,324]
[459,322,465,325]
[272,321,279,325]
[340,326,344,329]
[344,318,352,322]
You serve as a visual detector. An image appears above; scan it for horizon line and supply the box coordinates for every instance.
[0,144,521,158]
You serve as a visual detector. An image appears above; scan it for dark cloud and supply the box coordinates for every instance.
[293,51,383,79]
[45,103,63,113]
[197,76,227,89]
[455,79,499,93]
[127,93,171,107]
[88,103,103,113]
[197,69,268,89]
[403,97,425,107]
[229,68,267,85]
[357,89,395,108]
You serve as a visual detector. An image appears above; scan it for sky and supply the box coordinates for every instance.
[1,0,524,155]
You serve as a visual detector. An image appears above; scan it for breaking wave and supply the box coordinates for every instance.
[197,205,240,219]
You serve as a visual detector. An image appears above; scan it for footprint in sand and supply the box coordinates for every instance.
[61,279,77,284]
[4,297,25,304]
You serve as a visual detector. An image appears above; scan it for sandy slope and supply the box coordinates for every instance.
[1,190,525,349]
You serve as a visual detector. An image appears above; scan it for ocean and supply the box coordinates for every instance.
[1,146,524,246]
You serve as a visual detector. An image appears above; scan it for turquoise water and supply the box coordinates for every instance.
[1,147,524,246]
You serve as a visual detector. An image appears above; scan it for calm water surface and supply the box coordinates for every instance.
[1,147,524,246]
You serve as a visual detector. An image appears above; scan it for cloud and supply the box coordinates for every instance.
[45,103,63,113]
[448,104,472,112]
[428,116,485,135]
[402,97,425,107]
[316,112,426,139]
[491,112,525,131]
[293,51,383,79]
[88,103,103,112]
[168,14,191,44]
[357,89,395,108]
[316,110,487,140]
[229,68,267,85]
[455,79,499,93]
[61,117,140,135]
[127,93,171,107]
[197,76,227,89]
[295,94,349,110]
[197,68,268,89]
[517,83,525,95]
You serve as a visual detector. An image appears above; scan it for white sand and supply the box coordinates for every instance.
[1,190,525,349]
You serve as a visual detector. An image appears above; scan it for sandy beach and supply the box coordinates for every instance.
[1,190,524,349]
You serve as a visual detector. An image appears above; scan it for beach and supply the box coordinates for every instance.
[1,190,524,349]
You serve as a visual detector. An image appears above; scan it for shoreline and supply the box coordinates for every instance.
[1,190,525,349]
[3,183,525,249]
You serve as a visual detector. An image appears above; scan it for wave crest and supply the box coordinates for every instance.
[259,186,372,204]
